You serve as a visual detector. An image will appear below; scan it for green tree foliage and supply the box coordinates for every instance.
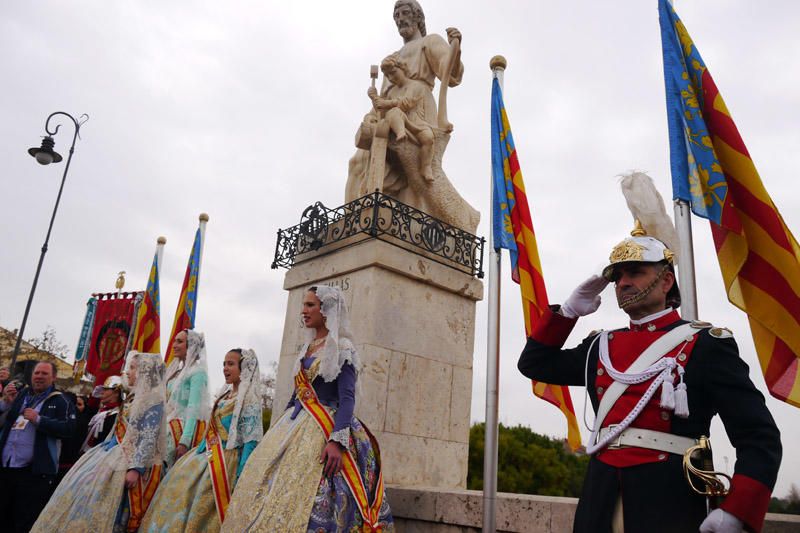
[468,423,589,497]
[769,483,800,514]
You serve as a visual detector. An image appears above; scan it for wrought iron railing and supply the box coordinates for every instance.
[271,192,485,278]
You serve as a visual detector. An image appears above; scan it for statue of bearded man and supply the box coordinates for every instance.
[345,0,464,206]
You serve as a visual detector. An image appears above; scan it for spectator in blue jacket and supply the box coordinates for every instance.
[0,361,75,532]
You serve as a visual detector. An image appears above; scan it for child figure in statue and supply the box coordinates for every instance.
[370,52,436,182]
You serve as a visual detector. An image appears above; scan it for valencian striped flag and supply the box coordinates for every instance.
[132,248,162,353]
[660,0,800,407]
[165,222,204,366]
[491,78,582,449]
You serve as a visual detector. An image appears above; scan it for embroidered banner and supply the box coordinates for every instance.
[85,293,137,386]
[72,297,98,379]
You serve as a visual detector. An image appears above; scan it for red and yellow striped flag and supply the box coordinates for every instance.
[165,220,205,366]
[661,0,800,406]
[131,245,161,353]
[491,78,582,449]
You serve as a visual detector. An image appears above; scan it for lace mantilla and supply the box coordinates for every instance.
[291,285,362,383]
[118,352,167,470]
[165,330,211,425]
[225,349,264,450]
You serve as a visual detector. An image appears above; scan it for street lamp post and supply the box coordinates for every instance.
[8,112,88,373]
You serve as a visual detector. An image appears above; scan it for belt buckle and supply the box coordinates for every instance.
[606,424,623,449]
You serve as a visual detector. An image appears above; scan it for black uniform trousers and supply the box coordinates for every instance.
[574,455,707,533]
[0,465,57,533]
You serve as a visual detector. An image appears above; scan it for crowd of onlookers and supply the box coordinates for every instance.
[0,362,112,532]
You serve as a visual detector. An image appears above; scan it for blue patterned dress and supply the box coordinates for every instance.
[30,400,164,533]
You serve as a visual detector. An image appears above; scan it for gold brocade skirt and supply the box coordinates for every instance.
[221,409,326,533]
[30,443,127,533]
[139,445,240,533]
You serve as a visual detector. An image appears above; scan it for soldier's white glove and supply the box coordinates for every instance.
[699,509,744,533]
[559,275,609,319]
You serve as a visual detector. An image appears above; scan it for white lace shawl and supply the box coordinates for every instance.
[165,329,211,426]
[291,285,362,383]
[222,349,264,451]
[118,352,167,471]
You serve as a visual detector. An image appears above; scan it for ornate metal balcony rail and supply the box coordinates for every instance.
[271,192,484,278]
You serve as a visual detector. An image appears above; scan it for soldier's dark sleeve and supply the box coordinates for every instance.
[518,306,596,386]
[698,332,782,533]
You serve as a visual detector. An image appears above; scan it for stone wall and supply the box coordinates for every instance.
[386,486,800,532]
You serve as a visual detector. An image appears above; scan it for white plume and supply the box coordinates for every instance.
[619,171,680,260]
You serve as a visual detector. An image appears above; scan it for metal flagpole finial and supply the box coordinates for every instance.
[489,55,507,71]
[115,271,126,290]
[157,236,167,245]
[199,213,209,222]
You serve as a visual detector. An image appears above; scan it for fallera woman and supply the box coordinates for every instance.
[221,285,393,532]
[31,352,167,533]
[139,347,263,532]
[164,329,210,466]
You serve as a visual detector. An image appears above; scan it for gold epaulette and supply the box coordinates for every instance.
[691,320,733,338]
[709,326,734,339]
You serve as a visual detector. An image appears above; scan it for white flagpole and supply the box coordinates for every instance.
[668,0,698,322]
[156,235,167,272]
[674,201,698,320]
[483,54,507,533]
[196,213,209,328]
[197,213,209,275]
[156,235,166,349]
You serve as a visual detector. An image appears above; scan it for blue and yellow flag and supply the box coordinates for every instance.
[132,249,161,353]
[491,78,581,450]
[660,0,800,407]
[165,226,202,365]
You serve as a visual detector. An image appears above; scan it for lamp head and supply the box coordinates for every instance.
[28,136,63,165]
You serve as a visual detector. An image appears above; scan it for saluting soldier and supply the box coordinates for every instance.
[518,221,781,533]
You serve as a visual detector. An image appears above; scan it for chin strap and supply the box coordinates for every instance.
[618,264,670,310]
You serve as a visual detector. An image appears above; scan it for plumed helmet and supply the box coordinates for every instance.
[602,221,681,308]
[91,374,125,398]
[602,221,675,281]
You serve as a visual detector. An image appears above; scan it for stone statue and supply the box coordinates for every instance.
[346,0,480,234]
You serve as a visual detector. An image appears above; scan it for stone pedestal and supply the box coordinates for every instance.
[273,238,483,488]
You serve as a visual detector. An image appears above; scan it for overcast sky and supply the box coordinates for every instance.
[2,1,798,497]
